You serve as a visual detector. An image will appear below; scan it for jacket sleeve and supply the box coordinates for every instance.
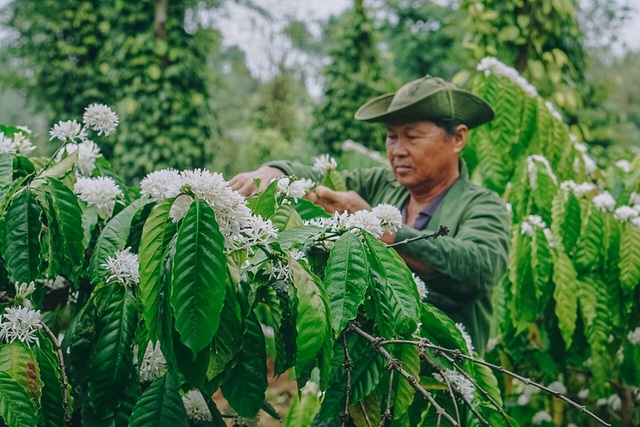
[393,192,510,303]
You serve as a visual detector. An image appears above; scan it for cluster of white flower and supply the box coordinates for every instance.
[526,155,558,187]
[413,273,428,300]
[306,205,403,239]
[263,259,293,284]
[615,159,632,173]
[49,120,88,143]
[372,204,403,234]
[547,380,567,395]
[182,390,213,422]
[592,191,616,213]
[341,139,388,165]
[532,410,553,425]
[572,141,598,178]
[520,215,546,237]
[455,322,475,355]
[597,394,622,411]
[83,104,119,136]
[614,206,639,222]
[476,57,538,97]
[513,380,540,406]
[545,101,563,123]
[58,139,102,177]
[14,281,36,300]
[560,180,597,198]
[102,247,139,286]
[628,327,640,345]
[433,369,475,402]
[312,154,338,173]
[74,176,123,218]
[275,176,314,202]
[138,341,166,383]
[630,192,640,206]
[0,130,35,157]
[0,306,42,347]
[142,168,278,253]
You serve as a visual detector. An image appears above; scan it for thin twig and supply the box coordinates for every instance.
[348,323,458,426]
[386,226,450,248]
[419,339,612,427]
[380,368,394,426]
[341,333,353,427]
[421,352,462,426]
[40,321,72,421]
[359,400,373,427]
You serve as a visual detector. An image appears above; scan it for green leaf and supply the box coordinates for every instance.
[283,390,321,427]
[35,336,67,427]
[46,178,84,281]
[349,391,382,426]
[531,226,552,305]
[472,363,502,407]
[419,304,468,352]
[620,222,640,292]
[573,202,603,274]
[221,311,268,418]
[0,153,12,187]
[393,344,419,420]
[263,285,295,376]
[82,205,99,248]
[508,229,537,331]
[246,180,278,219]
[271,203,304,231]
[171,199,227,354]
[324,232,368,336]
[38,149,78,182]
[129,373,188,427]
[89,197,148,284]
[295,198,331,220]
[207,280,244,382]
[291,260,329,378]
[362,232,418,336]
[321,169,347,192]
[277,225,324,250]
[0,371,38,427]
[139,198,176,341]
[3,189,41,284]
[88,286,138,418]
[552,251,578,348]
[0,342,41,404]
[551,190,581,253]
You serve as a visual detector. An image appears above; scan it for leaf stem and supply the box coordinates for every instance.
[40,320,72,422]
[386,226,449,248]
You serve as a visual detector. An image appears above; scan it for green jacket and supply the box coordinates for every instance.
[266,160,510,355]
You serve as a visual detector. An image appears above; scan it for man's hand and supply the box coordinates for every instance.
[307,185,371,214]
[229,166,285,196]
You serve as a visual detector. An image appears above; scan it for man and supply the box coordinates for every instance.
[230,76,510,355]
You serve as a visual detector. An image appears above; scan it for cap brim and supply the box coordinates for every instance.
[355,89,495,129]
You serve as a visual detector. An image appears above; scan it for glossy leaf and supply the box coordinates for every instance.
[295,198,331,220]
[129,373,188,427]
[291,260,329,377]
[362,232,418,336]
[46,178,84,280]
[0,371,37,427]
[3,188,42,284]
[35,336,67,427]
[0,342,41,404]
[139,198,176,340]
[393,344,419,420]
[221,311,267,418]
[271,202,304,231]
[171,199,227,354]
[89,197,148,284]
[552,251,578,348]
[324,232,368,336]
[246,179,277,219]
[0,153,12,187]
[283,391,321,427]
[620,222,640,291]
[88,286,138,418]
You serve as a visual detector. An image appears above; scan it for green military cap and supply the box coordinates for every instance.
[354,76,495,129]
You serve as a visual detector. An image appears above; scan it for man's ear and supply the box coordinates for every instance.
[452,124,468,154]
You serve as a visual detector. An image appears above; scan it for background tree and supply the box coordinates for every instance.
[310,0,391,155]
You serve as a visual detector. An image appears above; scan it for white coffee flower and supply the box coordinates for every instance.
[596,397,607,407]
[60,140,102,177]
[102,247,139,286]
[0,132,17,154]
[372,204,403,234]
[630,192,640,206]
[83,104,119,136]
[301,380,321,397]
[614,206,638,222]
[633,217,640,228]
[0,306,42,346]
[230,215,278,252]
[592,191,616,213]
[486,337,499,353]
[312,154,338,173]
[561,180,597,198]
[14,282,36,299]
[608,394,622,411]
[13,132,36,156]
[526,155,558,187]
[615,160,631,173]
[140,169,182,202]
[347,210,384,238]
[628,327,640,345]
[545,101,563,123]
[276,177,307,201]
[74,176,123,218]
[455,322,475,355]
[547,381,567,395]
[532,410,553,425]
[521,215,546,236]
[433,369,475,402]
[413,273,428,300]
[139,341,166,383]
[182,390,213,422]
[476,57,538,97]
[264,259,293,284]
[49,120,87,143]
[169,194,193,223]
[577,388,589,399]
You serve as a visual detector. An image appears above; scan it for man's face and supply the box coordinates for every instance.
[385,121,465,191]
